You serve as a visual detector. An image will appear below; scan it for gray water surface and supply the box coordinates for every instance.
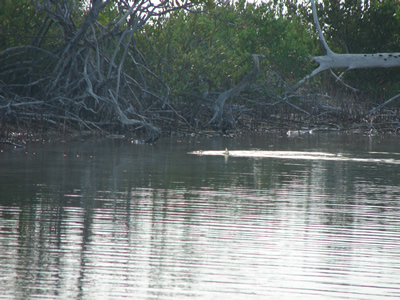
[1,133,400,299]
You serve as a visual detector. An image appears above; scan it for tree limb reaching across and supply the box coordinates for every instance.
[208,54,262,131]
[293,0,400,93]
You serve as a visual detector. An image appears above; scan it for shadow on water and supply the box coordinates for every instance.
[1,133,400,299]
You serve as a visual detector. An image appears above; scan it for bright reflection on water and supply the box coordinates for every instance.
[1,133,400,299]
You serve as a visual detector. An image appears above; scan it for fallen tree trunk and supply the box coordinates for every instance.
[312,52,400,76]
[293,0,400,92]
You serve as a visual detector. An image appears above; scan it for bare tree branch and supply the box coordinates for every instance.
[208,54,263,130]
[293,0,400,90]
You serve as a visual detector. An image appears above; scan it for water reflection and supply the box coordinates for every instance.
[1,134,400,299]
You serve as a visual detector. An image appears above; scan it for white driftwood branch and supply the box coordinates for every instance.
[293,0,400,90]
[311,0,332,56]
[312,52,400,76]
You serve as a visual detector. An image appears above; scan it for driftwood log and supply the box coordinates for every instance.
[293,0,400,109]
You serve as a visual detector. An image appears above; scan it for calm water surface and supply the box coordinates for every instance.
[1,133,400,299]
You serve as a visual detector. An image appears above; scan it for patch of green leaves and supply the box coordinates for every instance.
[136,1,317,103]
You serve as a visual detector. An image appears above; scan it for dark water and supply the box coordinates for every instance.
[1,133,400,299]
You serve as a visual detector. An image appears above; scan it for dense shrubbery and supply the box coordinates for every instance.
[0,0,44,50]
[1,0,400,138]
[137,0,317,102]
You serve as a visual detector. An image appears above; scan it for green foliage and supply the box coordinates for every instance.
[0,0,92,51]
[97,2,119,26]
[3,0,400,115]
[136,1,317,103]
[0,0,46,50]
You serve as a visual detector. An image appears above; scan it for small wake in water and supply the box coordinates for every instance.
[189,150,400,165]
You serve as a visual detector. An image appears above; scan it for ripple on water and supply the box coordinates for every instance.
[1,136,400,299]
